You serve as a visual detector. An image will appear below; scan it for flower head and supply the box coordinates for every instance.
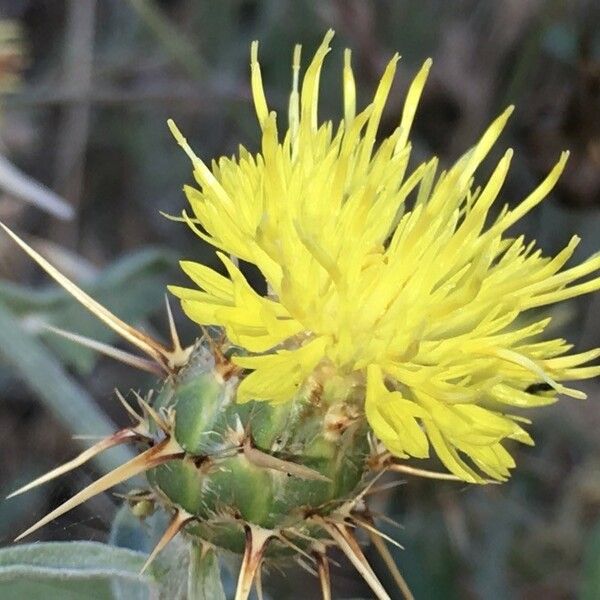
[169,31,600,482]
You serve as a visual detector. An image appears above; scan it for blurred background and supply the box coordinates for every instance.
[0,1,599,598]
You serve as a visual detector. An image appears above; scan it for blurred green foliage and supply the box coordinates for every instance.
[0,248,175,374]
[0,1,598,598]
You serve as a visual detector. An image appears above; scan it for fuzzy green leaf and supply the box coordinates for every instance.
[110,505,188,600]
[0,542,159,600]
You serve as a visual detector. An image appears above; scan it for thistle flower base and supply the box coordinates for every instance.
[147,342,370,558]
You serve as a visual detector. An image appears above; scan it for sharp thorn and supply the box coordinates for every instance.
[364,480,407,496]
[384,463,463,481]
[326,514,357,528]
[0,222,172,371]
[255,564,264,600]
[132,391,170,433]
[43,325,164,376]
[114,389,145,424]
[141,508,192,574]
[295,555,318,576]
[367,510,404,530]
[7,429,139,499]
[164,294,193,369]
[368,449,393,470]
[351,515,404,549]
[315,552,331,600]
[316,517,391,600]
[243,439,331,482]
[351,470,387,506]
[164,294,182,353]
[277,532,316,564]
[14,437,183,542]
[234,525,273,600]
[366,523,415,600]
[330,472,388,518]
[284,527,323,546]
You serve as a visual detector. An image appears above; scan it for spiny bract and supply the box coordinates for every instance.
[4,30,600,600]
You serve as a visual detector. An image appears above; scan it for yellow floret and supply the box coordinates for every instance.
[169,31,600,482]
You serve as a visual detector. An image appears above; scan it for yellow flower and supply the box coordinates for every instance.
[168,31,600,483]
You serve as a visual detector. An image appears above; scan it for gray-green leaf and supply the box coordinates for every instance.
[0,541,160,600]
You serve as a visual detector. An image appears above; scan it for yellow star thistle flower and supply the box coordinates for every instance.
[168,30,600,483]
